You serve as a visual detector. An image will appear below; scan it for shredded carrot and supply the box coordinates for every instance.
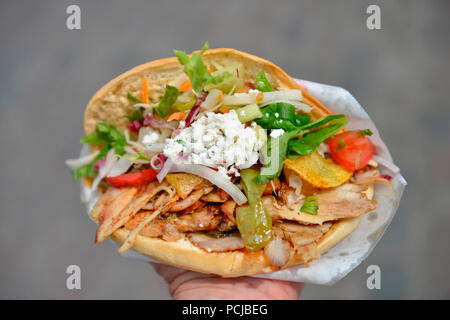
[256,92,264,102]
[218,91,223,102]
[220,108,230,114]
[140,77,149,104]
[235,89,249,94]
[179,80,192,92]
[167,112,186,122]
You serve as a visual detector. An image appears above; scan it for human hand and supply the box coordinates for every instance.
[152,263,304,300]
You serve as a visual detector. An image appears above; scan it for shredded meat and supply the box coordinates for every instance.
[177,200,205,215]
[169,187,213,211]
[314,183,377,217]
[278,182,304,209]
[202,188,229,202]
[94,181,169,243]
[171,205,222,232]
[219,200,236,221]
[187,232,244,252]
[118,187,178,252]
[273,222,331,247]
[125,212,182,241]
[99,166,374,260]
[264,237,291,268]
[266,182,376,221]
[217,217,236,232]
[266,221,331,266]
[263,178,281,195]
[217,200,237,231]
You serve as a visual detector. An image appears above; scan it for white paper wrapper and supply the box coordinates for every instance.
[79,79,407,285]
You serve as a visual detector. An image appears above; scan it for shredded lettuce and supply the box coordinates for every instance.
[256,103,311,131]
[300,196,319,215]
[127,92,141,104]
[287,115,348,158]
[125,107,145,122]
[73,122,127,180]
[155,85,180,118]
[71,163,97,180]
[174,42,227,93]
[256,70,273,92]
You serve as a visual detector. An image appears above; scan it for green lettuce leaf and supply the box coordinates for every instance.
[287,115,348,158]
[300,196,319,215]
[73,122,127,180]
[256,103,311,131]
[155,85,180,118]
[127,92,141,104]
[174,42,227,93]
[125,107,145,122]
[256,70,273,92]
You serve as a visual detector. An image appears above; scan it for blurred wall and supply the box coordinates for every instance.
[0,0,449,299]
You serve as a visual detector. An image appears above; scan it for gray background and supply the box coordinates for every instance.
[1,0,449,299]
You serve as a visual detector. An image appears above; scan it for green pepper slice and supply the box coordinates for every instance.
[236,169,273,250]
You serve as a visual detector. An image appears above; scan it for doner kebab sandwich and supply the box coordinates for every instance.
[66,42,392,277]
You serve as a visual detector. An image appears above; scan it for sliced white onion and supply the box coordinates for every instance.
[294,101,314,112]
[222,92,257,105]
[201,89,222,111]
[167,163,247,205]
[372,155,400,174]
[124,129,146,152]
[259,99,312,113]
[150,154,165,171]
[261,90,303,104]
[157,157,174,182]
[107,157,132,177]
[145,143,166,152]
[65,150,100,170]
[91,148,117,191]
[137,126,153,143]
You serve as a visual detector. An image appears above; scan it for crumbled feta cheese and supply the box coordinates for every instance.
[270,129,285,139]
[163,110,265,179]
[178,120,186,129]
[274,113,279,118]
[142,131,160,145]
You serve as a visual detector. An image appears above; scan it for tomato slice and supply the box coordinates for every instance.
[106,168,158,188]
[328,131,376,171]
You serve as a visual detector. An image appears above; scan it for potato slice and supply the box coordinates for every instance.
[284,152,352,189]
[165,173,209,199]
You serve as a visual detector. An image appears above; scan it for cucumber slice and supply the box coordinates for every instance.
[236,104,262,123]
